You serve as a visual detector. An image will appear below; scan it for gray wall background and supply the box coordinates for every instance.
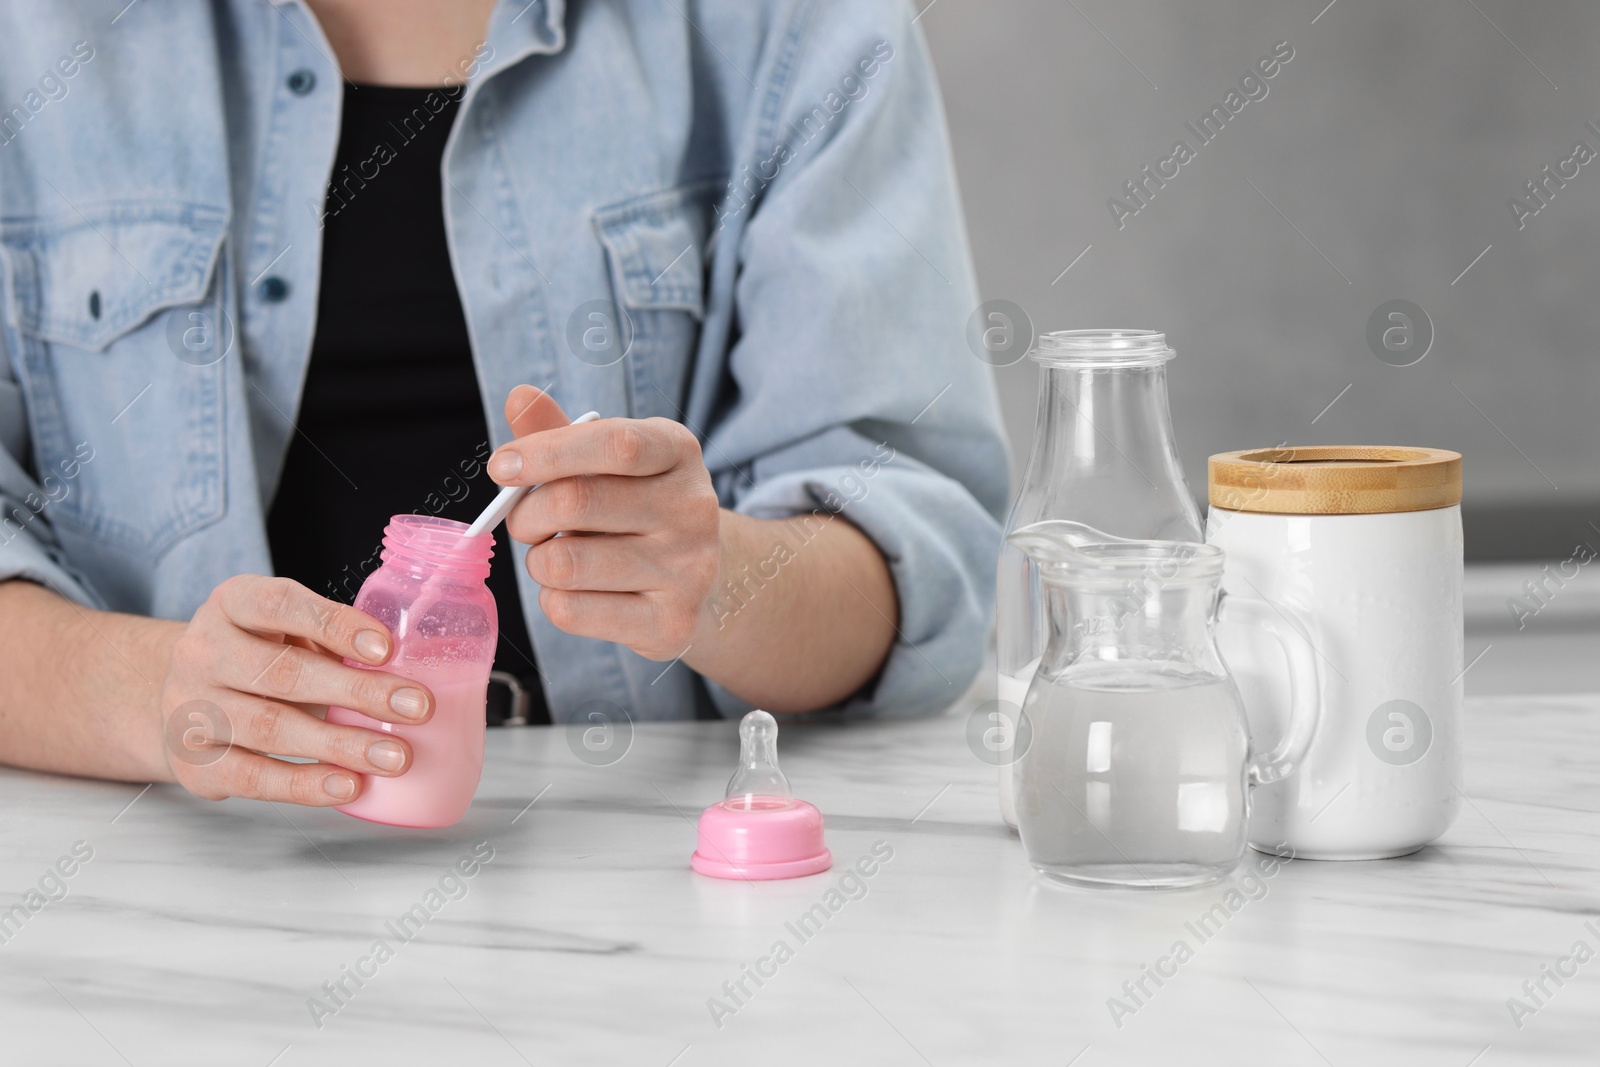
[920,0,1599,559]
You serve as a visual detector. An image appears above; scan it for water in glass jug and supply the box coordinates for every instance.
[1008,521,1321,888]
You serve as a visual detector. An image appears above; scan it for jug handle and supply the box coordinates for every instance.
[1216,593,1322,786]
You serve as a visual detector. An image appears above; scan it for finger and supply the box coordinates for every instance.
[220,640,433,725]
[195,749,364,806]
[523,532,664,592]
[215,575,394,666]
[212,697,413,778]
[505,474,660,543]
[504,384,570,438]
[488,416,691,487]
[539,588,695,660]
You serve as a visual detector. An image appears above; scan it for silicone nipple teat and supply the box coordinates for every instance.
[690,710,831,880]
[722,710,794,812]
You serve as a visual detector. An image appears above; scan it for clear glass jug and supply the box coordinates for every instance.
[996,330,1202,827]
[1008,521,1320,888]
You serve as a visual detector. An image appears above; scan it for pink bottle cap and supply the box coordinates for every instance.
[691,711,831,880]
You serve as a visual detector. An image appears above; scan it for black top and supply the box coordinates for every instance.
[268,83,548,724]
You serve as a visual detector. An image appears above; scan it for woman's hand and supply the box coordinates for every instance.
[488,385,723,661]
[159,575,435,804]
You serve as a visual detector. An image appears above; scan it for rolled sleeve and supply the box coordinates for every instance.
[697,1,1010,718]
[0,337,103,609]
[704,435,1004,720]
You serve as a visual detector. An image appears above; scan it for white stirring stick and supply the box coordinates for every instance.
[465,410,602,537]
[403,410,604,639]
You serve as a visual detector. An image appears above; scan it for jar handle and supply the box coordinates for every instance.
[1216,593,1322,786]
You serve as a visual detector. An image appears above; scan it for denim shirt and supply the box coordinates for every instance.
[0,0,1008,721]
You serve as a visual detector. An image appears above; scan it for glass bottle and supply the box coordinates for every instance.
[327,515,499,828]
[996,330,1203,828]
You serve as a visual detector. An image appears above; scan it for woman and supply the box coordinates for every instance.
[0,0,1006,806]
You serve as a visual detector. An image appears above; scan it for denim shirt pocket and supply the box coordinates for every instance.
[592,181,717,419]
[0,202,229,559]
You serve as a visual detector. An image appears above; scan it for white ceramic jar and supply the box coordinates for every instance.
[1206,447,1464,859]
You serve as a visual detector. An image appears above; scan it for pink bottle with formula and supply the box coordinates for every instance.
[327,515,498,828]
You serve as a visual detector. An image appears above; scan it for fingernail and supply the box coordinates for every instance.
[324,773,357,799]
[354,629,389,663]
[488,450,522,480]
[390,687,429,719]
[368,739,406,772]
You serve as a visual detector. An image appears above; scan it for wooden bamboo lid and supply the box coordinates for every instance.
[1208,446,1462,515]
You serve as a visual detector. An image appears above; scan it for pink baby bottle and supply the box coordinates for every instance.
[326,515,498,828]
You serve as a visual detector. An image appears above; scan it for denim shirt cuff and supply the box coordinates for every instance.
[703,464,1000,720]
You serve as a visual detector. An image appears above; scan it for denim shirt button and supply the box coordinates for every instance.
[286,69,316,95]
[259,276,290,302]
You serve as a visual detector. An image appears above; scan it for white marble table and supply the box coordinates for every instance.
[2,693,1596,1066]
